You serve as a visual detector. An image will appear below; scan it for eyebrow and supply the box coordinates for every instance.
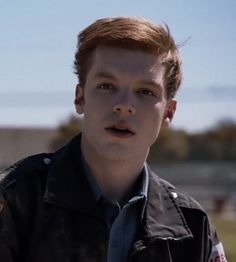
[136,80,163,90]
[93,71,117,81]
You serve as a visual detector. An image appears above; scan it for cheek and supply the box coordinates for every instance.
[83,98,109,124]
[144,107,165,135]
[85,90,112,109]
[146,105,165,125]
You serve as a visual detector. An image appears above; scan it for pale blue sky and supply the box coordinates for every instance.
[0,1,235,132]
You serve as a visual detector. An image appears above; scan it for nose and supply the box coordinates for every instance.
[113,92,136,115]
[113,104,136,115]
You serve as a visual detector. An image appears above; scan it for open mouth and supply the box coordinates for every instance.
[105,126,135,137]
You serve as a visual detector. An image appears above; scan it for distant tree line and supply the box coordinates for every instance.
[148,120,236,163]
[49,116,236,163]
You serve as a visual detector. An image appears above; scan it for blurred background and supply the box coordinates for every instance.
[0,1,235,260]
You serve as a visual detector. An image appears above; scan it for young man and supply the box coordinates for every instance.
[0,17,227,261]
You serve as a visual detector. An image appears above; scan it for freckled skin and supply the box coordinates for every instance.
[75,46,176,166]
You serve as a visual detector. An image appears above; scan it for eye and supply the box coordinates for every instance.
[97,83,116,91]
[137,88,156,97]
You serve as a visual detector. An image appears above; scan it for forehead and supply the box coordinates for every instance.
[88,46,165,80]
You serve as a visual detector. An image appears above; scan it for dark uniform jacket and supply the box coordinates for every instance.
[0,135,226,262]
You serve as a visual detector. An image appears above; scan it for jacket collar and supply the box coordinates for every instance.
[44,134,193,240]
[44,134,101,217]
[140,167,193,240]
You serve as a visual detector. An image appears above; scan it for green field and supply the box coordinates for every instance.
[210,215,236,262]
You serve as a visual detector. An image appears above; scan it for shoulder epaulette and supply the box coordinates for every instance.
[0,153,53,190]
[157,175,205,212]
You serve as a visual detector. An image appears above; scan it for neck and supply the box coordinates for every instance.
[81,137,148,201]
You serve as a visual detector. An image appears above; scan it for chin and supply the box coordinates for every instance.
[98,144,132,160]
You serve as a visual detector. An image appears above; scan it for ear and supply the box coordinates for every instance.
[162,99,177,127]
[74,84,84,114]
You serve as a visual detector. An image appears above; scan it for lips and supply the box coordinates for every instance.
[105,124,135,137]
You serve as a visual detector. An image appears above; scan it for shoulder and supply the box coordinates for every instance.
[0,153,53,191]
[149,169,205,212]
[156,175,227,261]
[0,153,54,222]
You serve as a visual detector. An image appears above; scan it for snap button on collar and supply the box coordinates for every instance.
[43,158,51,165]
[171,192,178,199]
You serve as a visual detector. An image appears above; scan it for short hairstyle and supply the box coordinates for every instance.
[74,17,182,99]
